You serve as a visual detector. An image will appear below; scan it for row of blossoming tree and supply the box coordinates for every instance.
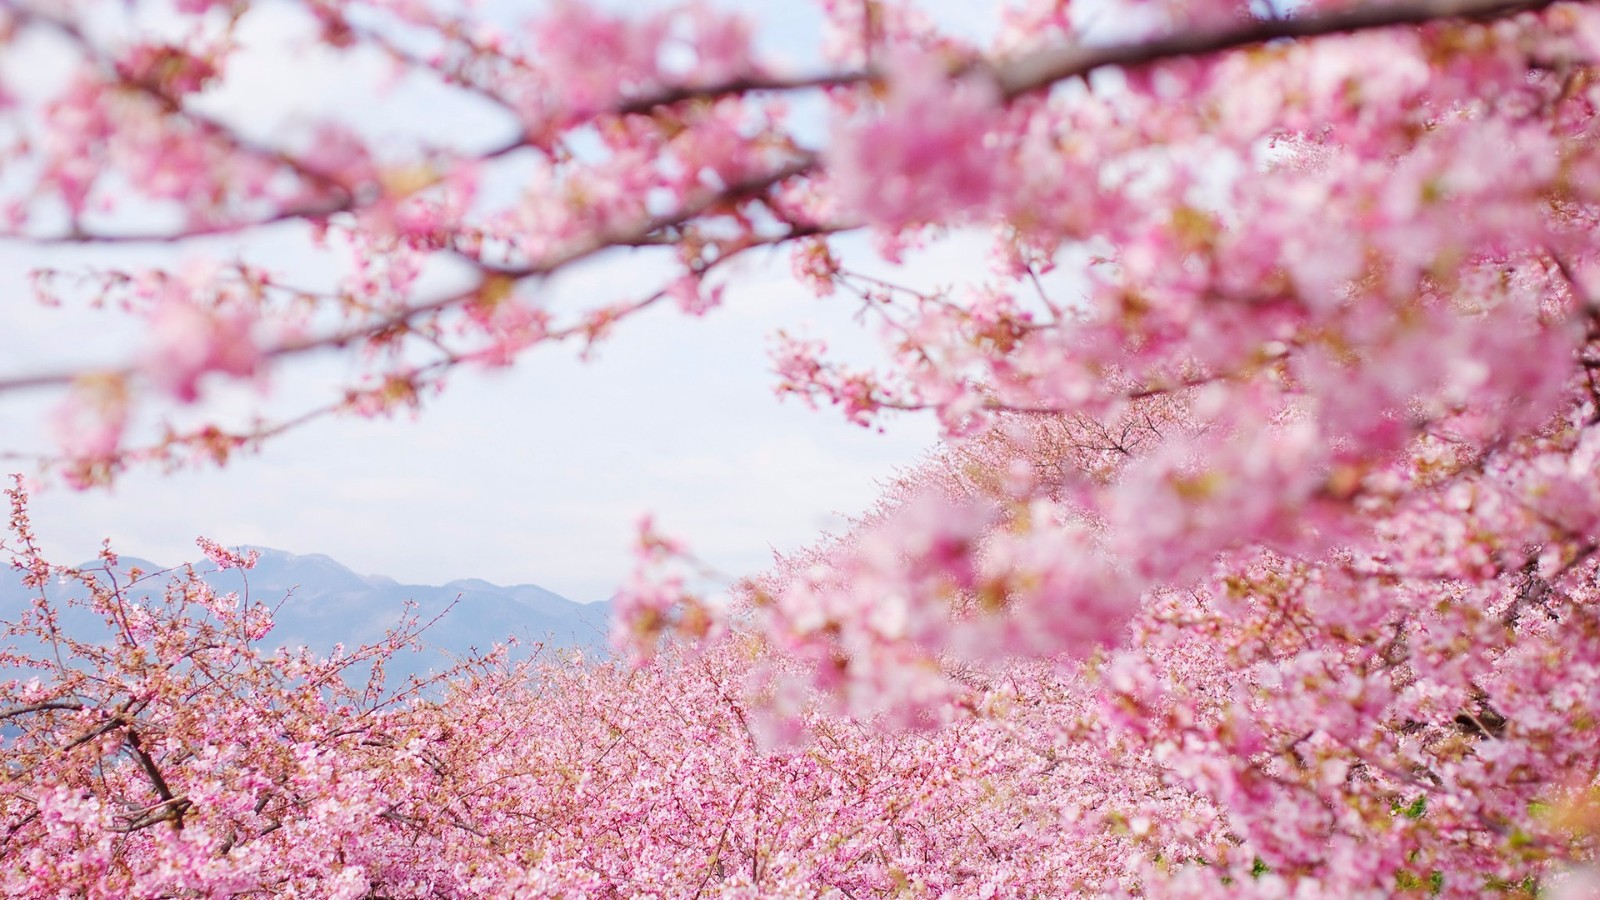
[6,0,1600,894]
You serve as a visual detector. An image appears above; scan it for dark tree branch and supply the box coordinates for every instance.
[0,699,86,719]
[991,0,1572,99]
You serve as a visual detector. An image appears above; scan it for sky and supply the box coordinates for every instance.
[0,0,1017,603]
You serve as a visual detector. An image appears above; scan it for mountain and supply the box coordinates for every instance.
[0,547,612,685]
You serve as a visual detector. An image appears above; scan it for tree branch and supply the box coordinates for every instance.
[990,0,1572,99]
[0,699,86,720]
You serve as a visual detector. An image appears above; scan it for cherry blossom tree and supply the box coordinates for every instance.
[0,482,1244,896]
[722,401,1600,895]
[7,0,1600,894]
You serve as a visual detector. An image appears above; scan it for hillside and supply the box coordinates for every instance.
[0,547,612,684]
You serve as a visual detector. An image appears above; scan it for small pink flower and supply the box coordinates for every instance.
[140,296,262,403]
[196,537,259,571]
[667,274,725,316]
[829,49,1005,228]
[51,374,128,463]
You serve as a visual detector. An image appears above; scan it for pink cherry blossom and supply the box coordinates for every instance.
[829,49,1007,229]
[139,293,261,404]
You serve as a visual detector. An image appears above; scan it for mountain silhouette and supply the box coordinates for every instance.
[0,547,612,685]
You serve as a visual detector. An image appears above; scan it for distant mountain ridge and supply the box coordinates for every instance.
[0,547,612,683]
